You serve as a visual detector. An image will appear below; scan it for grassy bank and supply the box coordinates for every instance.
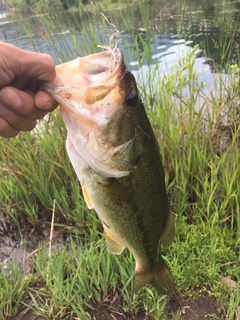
[0,46,239,319]
[0,1,239,319]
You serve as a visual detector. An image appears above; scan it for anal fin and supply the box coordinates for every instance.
[105,232,125,255]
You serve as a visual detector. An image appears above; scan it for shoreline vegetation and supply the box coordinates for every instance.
[4,0,136,19]
[0,0,239,319]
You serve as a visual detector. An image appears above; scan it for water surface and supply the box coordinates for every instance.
[0,0,239,112]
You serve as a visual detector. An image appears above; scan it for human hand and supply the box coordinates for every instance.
[0,42,60,138]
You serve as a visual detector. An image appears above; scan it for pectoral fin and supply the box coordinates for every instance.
[101,178,133,204]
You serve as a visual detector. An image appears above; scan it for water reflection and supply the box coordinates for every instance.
[132,44,229,114]
[0,12,6,19]
[0,0,239,109]
[0,1,239,66]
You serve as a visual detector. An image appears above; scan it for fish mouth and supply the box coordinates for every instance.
[39,48,125,106]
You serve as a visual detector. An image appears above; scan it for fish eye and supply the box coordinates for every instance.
[126,91,138,107]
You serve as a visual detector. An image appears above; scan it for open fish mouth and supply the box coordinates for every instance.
[39,48,126,135]
[39,48,125,106]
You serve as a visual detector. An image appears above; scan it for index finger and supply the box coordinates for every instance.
[0,43,57,83]
[21,51,57,83]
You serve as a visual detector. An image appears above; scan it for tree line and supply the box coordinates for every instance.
[4,0,90,17]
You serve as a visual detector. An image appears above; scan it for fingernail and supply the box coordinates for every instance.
[0,89,21,108]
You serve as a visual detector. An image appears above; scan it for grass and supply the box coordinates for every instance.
[0,0,240,319]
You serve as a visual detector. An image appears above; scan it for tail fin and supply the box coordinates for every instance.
[133,259,175,295]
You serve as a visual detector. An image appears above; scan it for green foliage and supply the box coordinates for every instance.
[1,47,239,318]
[4,0,130,17]
[5,0,82,16]
[0,264,31,317]
[6,0,31,16]
[0,0,239,319]
[0,112,84,226]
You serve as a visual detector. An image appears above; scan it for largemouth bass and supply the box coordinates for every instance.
[40,48,175,294]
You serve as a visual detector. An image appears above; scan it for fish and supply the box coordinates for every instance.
[40,47,175,295]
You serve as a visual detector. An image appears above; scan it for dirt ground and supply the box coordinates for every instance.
[87,291,224,320]
[9,289,224,320]
[8,290,224,320]
[0,213,226,320]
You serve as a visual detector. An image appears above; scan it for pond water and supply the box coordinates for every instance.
[0,0,239,111]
